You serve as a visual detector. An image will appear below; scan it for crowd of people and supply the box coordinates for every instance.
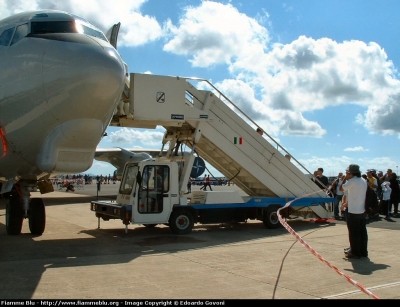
[313,165,400,259]
[328,168,399,220]
[313,167,399,221]
[95,174,117,185]
[53,173,119,192]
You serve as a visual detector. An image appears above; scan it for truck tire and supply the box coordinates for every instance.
[28,198,46,235]
[6,196,24,235]
[169,210,194,235]
[263,206,282,229]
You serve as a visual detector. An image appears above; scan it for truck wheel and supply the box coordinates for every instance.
[6,196,24,235]
[169,210,194,235]
[28,198,46,235]
[143,224,158,228]
[263,206,282,229]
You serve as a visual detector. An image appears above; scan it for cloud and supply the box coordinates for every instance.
[160,3,400,137]
[208,79,271,120]
[344,146,369,152]
[163,1,270,67]
[363,92,400,136]
[279,111,326,137]
[108,128,163,146]
[258,38,398,112]
[2,0,400,138]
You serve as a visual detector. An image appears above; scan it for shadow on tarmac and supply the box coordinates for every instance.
[0,201,339,299]
[0,186,398,299]
[343,257,390,276]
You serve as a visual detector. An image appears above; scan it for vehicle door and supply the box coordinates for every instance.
[135,164,172,224]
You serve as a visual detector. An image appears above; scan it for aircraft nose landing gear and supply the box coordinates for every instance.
[28,198,46,235]
[6,196,24,235]
[5,184,46,235]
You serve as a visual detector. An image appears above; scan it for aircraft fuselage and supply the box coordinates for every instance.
[0,10,126,183]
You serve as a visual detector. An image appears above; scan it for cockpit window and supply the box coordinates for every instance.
[31,21,107,41]
[77,23,108,41]
[10,23,28,45]
[31,21,76,34]
[0,27,15,46]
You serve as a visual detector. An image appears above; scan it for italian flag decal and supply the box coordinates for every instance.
[233,137,243,145]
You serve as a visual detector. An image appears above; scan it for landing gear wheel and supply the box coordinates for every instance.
[28,198,46,235]
[143,224,158,228]
[169,210,194,235]
[263,206,282,229]
[6,196,24,235]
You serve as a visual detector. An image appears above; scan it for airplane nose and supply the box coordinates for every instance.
[42,40,126,123]
[36,39,126,173]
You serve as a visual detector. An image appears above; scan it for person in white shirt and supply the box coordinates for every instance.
[339,164,368,259]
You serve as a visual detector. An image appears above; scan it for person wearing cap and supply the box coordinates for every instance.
[339,164,368,259]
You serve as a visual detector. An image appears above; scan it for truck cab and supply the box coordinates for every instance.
[111,161,180,222]
[92,160,198,234]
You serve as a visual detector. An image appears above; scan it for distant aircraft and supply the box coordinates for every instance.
[94,148,155,179]
[0,10,127,235]
[94,148,206,180]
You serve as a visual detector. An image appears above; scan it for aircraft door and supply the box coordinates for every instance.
[135,165,172,224]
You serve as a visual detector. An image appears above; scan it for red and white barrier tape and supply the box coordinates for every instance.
[278,192,380,300]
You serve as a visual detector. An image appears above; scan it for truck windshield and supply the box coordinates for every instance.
[119,165,138,195]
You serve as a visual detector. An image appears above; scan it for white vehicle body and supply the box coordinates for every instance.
[91,74,334,234]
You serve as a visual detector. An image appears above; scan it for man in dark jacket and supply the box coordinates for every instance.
[312,167,329,209]
[313,167,329,189]
[389,173,400,217]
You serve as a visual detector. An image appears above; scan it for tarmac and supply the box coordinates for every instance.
[1,182,400,300]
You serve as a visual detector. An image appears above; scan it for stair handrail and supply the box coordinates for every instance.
[182,76,315,179]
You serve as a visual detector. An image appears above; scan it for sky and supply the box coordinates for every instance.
[2,0,400,178]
